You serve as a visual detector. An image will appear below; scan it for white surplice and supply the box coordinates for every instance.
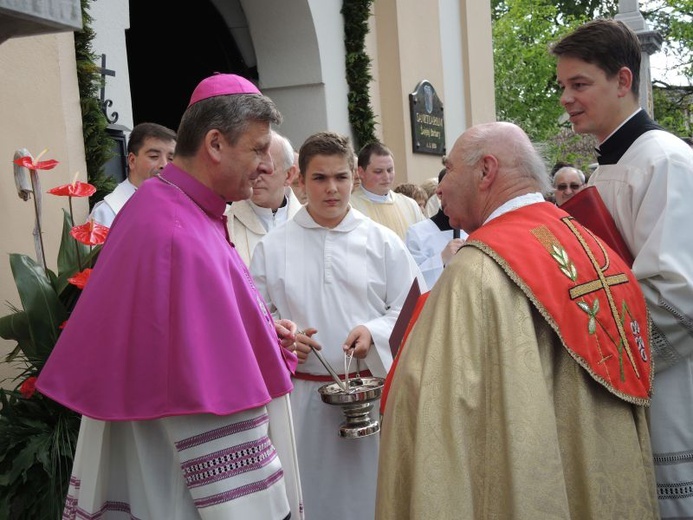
[226,188,302,266]
[405,219,468,289]
[89,178,137,228]
[591,128,693,518]
[250,206,423,519]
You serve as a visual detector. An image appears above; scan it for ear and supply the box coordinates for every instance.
[617,66,633,97]
[205,129,224,163]
[284,164,299,186]
[126,152,136,171]
[479,155,498,190]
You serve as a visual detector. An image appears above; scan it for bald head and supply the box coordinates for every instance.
[458,122,547,184]
[439,122,550,233]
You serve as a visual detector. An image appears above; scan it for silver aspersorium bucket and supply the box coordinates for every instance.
[318,376,385,439]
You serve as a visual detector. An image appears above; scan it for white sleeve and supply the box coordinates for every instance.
[630,154,693,372]
[89,200,116,227]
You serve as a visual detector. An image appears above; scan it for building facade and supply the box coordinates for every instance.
[0,0,495,379]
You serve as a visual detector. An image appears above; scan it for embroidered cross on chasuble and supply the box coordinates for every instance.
[468,202,652,405]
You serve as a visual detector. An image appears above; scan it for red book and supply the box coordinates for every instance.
[382,281,430,415]
[560,186,634,267]
[389,278,422,357]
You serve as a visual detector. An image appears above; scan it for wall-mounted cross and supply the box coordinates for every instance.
[97,53,119,124]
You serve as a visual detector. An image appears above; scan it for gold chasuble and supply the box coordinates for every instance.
[376,202,658,519]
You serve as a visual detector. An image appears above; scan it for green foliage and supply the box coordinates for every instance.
[644,0,693,84]
[342,0,378,150]
[75,0,117,210]
[491,0,617,20]
[653,86,693,136]
[0,388,80,520]
[493,0,588,144]
[0,211,102,518]
[547,127,598,173]
[492,0,693,167]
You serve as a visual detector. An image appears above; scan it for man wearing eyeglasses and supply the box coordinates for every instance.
[552,165,585,205]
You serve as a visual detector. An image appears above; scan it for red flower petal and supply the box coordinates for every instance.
[19,376,38,399]
[13,156,59,171]
[70,221,109,246]
[68,268,93,290]
[48,181,96,198]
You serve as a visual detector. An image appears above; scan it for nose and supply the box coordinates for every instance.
[156,157,170,171]
[560,89,572,107]
[258,151,273,175]
[326,177,338,192]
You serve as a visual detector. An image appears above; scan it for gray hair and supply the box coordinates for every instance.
[552,166,586,186]
[271,130,296,172]
[460,122,552,195]
[175,94,282,157]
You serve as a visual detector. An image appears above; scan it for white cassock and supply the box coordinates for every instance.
[405,219,468,288]
[250,206,423,520]
[64,401,299,520]
[89,178,136,228]
[591,127,693,519]
[225,189,302,266]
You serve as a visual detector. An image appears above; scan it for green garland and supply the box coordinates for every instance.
[75,0,117,209]
[342,0,378,149]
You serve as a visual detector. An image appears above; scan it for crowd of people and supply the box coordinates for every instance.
[35,17,692,520]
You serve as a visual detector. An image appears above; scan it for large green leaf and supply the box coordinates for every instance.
[8,254,68,364]
[55,244,102,295]
[57,208,90,278]
[0,388,79,510]
[0,311,31,360]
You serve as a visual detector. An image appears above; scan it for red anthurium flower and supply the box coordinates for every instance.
[19,376,38,399]
[48,181,96,198]
[13,155,59,171]
[68,268,93,290]
[70,220,109,246]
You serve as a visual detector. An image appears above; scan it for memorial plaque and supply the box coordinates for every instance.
[409,80,445,156]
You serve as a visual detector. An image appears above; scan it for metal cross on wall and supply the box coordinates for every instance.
[97,54,119,124]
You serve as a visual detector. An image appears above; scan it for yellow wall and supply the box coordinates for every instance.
[370,0,495,185]
[0,33,88,386]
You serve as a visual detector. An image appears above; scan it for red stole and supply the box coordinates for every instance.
[469,202,651,404]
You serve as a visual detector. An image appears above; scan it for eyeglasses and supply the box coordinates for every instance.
[555,183,583,191]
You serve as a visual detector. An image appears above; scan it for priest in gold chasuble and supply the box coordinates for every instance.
[376,122,658,520]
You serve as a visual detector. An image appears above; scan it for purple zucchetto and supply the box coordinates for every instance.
[188,73,261,107]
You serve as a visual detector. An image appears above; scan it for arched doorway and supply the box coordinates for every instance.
[126,0,254,131]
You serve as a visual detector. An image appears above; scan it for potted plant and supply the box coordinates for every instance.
[0,151,108,519]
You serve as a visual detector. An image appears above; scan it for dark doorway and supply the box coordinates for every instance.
[126,0,256,132]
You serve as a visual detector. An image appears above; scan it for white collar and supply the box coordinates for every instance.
[358,185,392,203]
[249,197,288,231]
[484,192,546,225]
